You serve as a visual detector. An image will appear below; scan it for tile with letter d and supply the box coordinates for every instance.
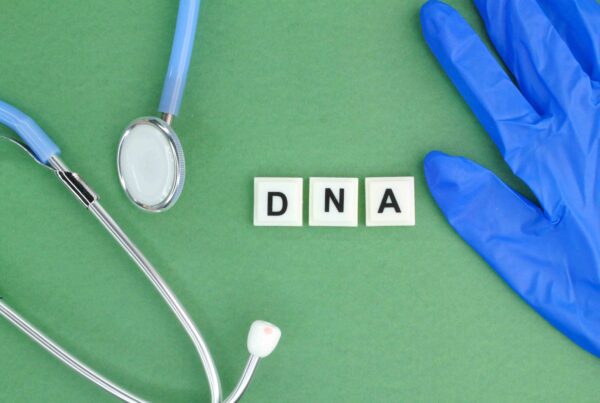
[254,178,303,226]
[365,177,415,226]
[309,177,358,227]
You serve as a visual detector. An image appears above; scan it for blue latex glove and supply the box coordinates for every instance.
[421,0,600,357]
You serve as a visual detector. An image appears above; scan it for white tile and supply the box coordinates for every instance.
[309,177,358,227]
[254,178,303,226]
[365,177,415,226]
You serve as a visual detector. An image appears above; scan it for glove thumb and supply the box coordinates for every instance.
[424,151,559,297]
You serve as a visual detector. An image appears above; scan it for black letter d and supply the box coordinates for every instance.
[268,192,288,216]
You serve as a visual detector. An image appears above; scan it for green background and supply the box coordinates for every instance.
[0,0,598,401]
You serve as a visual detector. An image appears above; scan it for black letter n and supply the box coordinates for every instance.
[325,188,344,212]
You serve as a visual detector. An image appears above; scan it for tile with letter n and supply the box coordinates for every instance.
[309,177,359,227]
[254,177,303,226]
[365,177,415,226]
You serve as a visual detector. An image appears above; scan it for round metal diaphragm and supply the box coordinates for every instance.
[117,117,185,212]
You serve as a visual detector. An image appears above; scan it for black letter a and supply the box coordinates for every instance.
[268,192,288,216]
[378,189,401,213]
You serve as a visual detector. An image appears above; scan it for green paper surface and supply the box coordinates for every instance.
[0,0,599,401]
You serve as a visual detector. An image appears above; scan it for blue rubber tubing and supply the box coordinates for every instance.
[158,0,201,116]
[0,100,60,163]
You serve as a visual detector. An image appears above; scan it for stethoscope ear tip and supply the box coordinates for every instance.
[247,320,281,358]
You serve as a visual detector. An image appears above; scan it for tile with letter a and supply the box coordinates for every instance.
[365,177,415,226]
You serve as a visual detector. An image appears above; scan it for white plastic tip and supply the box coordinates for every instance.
[247,320,281,358]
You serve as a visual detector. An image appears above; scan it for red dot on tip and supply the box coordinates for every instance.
[263,327,273,334]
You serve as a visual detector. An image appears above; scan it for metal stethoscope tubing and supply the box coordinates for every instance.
[0,301,142,403]
[52,155,224,403]
[0,100,281,401]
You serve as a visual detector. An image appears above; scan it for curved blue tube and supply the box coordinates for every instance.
[158,0,201,116]
[0,100,60,164]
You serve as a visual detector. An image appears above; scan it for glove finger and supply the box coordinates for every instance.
[420,1,541,158]
[424,151,562,296]
[537,0,600,82]
[420,1,562,218]
[474,0,595,116]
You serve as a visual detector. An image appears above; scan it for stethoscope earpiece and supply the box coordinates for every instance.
[247,320,282,358]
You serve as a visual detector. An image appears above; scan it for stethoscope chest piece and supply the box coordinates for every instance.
[117,117,185,212]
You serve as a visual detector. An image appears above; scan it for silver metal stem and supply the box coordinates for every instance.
[161,112,174,126]
[223,355,261,403]
[0,300,144,403]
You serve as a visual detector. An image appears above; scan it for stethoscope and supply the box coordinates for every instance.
[0,1,281,402]
[0,103,281,403]
[117,0,198,212]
